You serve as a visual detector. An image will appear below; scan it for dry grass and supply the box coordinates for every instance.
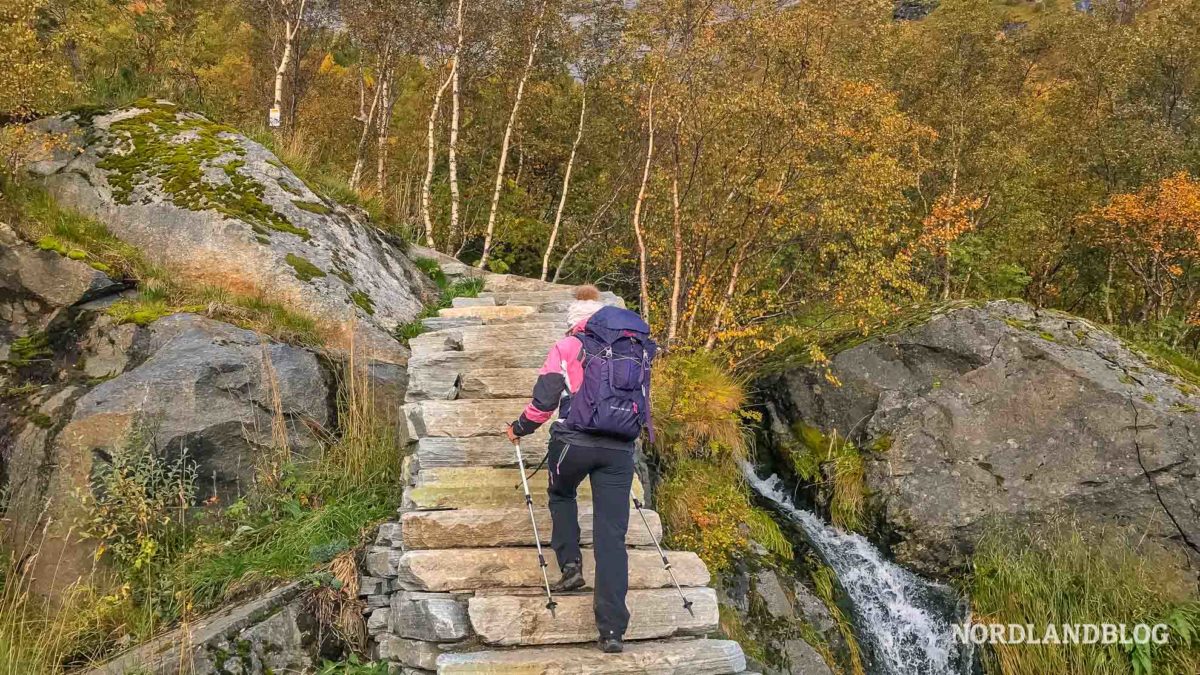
[650,351,750,463]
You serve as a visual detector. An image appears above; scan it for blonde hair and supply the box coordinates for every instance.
[574,284,601,301]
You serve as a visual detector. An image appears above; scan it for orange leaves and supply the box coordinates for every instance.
[916,193,984,257]
[1090,172,1200,262]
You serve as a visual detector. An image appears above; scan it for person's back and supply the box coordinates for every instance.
[505,285,656,653]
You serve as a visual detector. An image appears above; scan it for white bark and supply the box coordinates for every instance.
[477,0,548,270]
[271,0,307,127]
[349,68,383,191]
[448,0,465,250]
[667,122,683,344]
[540,88,587,281]
[631,82,655,322]
[377,72,397,189]
[422,67,454,250]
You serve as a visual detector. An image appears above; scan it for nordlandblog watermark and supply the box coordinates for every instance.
[954,623,1172,645]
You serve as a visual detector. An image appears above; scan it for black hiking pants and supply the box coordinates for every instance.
[546,438,635,639]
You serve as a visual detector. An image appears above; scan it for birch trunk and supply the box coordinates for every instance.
[376,74,394,190]
[705,250,743,350]
[477,0,548,270]
[421,67,454,250]
[448,0,465,250]
[667,121,684,344]
[540,88,587,281]
[631,82,656,322]
[349,69,383,191]
[271,0,307,127]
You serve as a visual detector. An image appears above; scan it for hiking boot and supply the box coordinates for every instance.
[598,635,624,653]
[550,561,585,592]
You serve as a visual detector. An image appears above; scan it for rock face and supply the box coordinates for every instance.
[3,313,335,598]
[83,583,320,675]
[765,300,1200,576]
[24,102,435,361]
[0,221,118,360]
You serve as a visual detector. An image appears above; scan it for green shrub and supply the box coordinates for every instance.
[969,521,1200,675]
[393,273,484,344]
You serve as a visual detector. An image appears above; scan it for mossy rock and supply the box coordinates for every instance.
[291,200,331,215]
[94,101,310,241]
[285,253,326,283]
[350,290,375,315]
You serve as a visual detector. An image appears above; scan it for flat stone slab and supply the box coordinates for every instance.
[458,368,541,399]
[452,296,496,307]
[415,435,548,467]
[404,400,529,438]
[396,548,708,592]
[435,639,746,674]
[401,507,662,549]
[468,587,719,646]
[440,305,535,321]
[405,468,643,510]
[390,591,470,642]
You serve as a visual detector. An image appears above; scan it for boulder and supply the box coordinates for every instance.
[23,103,435,362]
[5,313,333,597]
[765,300,1200,576]
[0,221,118,360]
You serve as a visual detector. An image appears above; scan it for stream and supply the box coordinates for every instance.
[740,462,975,675]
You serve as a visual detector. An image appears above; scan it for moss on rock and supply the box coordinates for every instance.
[285,253,327,283]
[94,101,310,241]
[350,290,375,315]
[291,200,331,215]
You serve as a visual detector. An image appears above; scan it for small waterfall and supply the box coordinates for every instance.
[741,463,974,675]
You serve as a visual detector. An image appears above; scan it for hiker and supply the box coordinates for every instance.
[505,284,657,654]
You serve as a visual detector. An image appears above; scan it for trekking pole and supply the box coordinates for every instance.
[514,439,557,616]
[632,496,694,616]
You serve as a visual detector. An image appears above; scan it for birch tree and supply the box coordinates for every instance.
[421,67,454,249]
[269,0,308,129]
[447,0,465,249]
[477,0,550,270]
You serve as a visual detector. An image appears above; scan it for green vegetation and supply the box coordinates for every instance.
[93,100,310,241]
[393,259,484,343]
[3,181,325,346]
[285,253,327,283]
[969,522,1200,675]
[810,565,866,675]
[350,290,375,316]
[292,200,332,215]
[0,359,401,671]
[6,332,52,367]
[782,424,872,533]
[651,352,751,462]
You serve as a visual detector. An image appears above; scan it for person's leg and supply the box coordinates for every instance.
[547,440,586,571]
[589,447,635,641]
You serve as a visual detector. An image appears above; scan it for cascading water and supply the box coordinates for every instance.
[740,462,975,675]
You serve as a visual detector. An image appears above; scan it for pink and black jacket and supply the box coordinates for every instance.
[508,307,657,449]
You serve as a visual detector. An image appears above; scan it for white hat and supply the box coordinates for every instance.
[567,299,605,328]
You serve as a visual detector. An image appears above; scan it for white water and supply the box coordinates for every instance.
[741,463,974,675]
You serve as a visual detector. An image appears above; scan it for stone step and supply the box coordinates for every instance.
[435,638,747,674]
[407,352,547,401]
[401,506,662,549]
[396,548,708,592]
[482,290,625,308]
[439,305,536,321]
[458,368,540,399]
[405,468,643,510]
[415,435,547,467]
[482,275,573,294]
[467,587,719,646]
[409,325,563,359]
[422,316,483,331]
[404,399,530,438]
[451,296,496,308]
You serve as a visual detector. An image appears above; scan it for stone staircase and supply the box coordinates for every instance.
[361,251,750,674]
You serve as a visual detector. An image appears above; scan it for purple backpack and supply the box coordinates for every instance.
[563,306,658,442]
